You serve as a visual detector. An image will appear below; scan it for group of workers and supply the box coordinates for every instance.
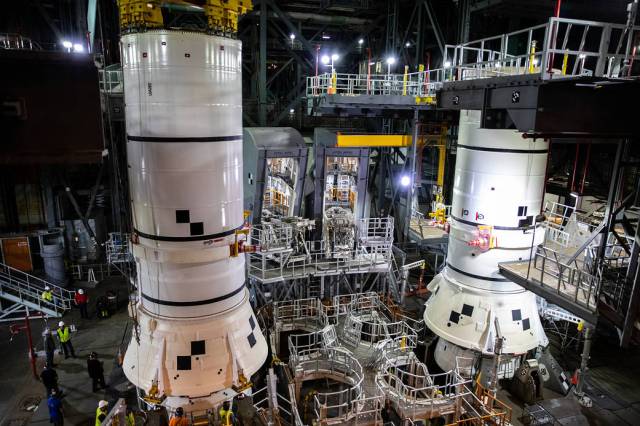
[41,286,91,319]
[41,285,111,426]
[168,393,258,426]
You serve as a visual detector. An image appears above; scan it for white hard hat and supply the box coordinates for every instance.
[98,400,109,409]
[78,289,84,294]
[45,286,51,291]
[58,321,65,327]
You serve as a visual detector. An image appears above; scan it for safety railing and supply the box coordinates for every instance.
[289,347,365,422]
[273,298,328,328]
[445,17,640,81]
[0,33,40,50]
[308,17,640,100]
[71,262,122,282]
[543,201,576,248]
[449,382,513,426]
[342,294,419,348]
[358,216,394,246]
[98,68,124,93]
[530,245,600,312]
[0,262,75,316]
[106,232,133,264]
[247,239,392,282]
[306,70,444,98]
[288,325,338,358]
[376,351,470,419]
[253,385,302,426]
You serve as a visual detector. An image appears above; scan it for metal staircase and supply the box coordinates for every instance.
[0,263,75,318]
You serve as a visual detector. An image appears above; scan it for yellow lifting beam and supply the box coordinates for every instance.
[336,134,413,147]
[117,0,163,31]
[204,0,253,33]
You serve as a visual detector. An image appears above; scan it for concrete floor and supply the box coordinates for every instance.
[0,276,132,426]
[2,276,640,425]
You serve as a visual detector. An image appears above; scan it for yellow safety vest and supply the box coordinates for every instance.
[57,326,71,343]
[96,407,107,426]
[42,291,53,302]
[219,408,232,425]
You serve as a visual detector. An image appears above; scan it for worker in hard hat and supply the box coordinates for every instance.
[87,352,106,392]
[74,288,89,319]
[43,328,57,367]
[219,401,234,426]
[56,321,76,359]
[96,400,109,426]
[169,407,188,426]
[42,286,53,303]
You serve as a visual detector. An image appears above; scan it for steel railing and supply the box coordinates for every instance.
[0,262,75,316]
[307,17,640,99]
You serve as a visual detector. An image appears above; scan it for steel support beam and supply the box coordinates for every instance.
[259,0,268,126]
[32,0,64,41]
[423,0,445,56]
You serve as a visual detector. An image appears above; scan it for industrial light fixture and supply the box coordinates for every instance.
[570,191,580,198]
[289,108,295,114]
[322,33,331,40]
[532,58,539,66]
[578,53,586,59]
[444,61,452,68]
[73,43,84,53]
[321,55,330,65]
[358,38,364,45]
[400,175,411,187]
[62,40,72,50]
[331,53,339,61]
[386,56,396,65]
[289,33,295,40]
[405,42,411,47]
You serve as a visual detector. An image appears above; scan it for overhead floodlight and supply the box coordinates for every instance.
[400,175,411,187]
[289,33,295,40]
[358,38,364,45]
[405,42,411,47]
[62,40,72,49]
[570,191,579,198]
[444,61,452,68]
[532,58,539,66]
[321,55,330,65]
[73,43,84,52]
[331,53,339,61]
[289,108,295,114]
[322,34,331,40]
[578,53,586,59]
[386,56,396,65]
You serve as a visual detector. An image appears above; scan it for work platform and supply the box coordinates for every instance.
[306,16,640,128]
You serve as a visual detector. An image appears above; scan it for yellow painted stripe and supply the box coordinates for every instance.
[336,134,413,147]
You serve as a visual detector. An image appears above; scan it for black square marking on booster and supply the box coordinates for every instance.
[461,304,474,316]
[512,309,522,321]
[247,333,257,348]
[176,355,191,370]
[449,311,460,324]
[249,316,256,330]
[191,340,205,356]
[176,210,190,223]
[190,222,204,235]
[518,206,528,217]
[523,318,531,331]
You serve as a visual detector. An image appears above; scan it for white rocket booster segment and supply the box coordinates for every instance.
[424,110,548,371]
[121,31,267,403]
